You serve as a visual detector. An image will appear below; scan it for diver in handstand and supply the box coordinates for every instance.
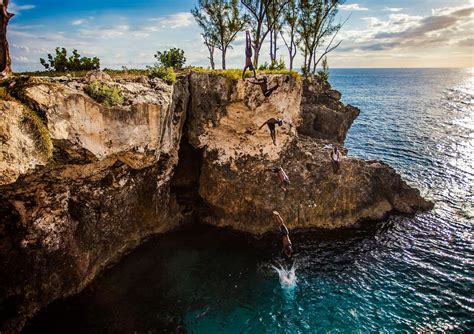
[259,118,283,145]
[242,30,257,80]
[273,211,293,259]
[250,76,280,97]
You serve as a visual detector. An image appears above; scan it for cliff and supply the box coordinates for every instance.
[0,71,432,332]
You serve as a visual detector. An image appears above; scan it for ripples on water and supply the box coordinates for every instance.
[25,69,473,333]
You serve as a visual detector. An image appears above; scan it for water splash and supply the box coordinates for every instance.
[272,262,297,289]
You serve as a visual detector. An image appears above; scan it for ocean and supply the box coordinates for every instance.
[24,68,473,333]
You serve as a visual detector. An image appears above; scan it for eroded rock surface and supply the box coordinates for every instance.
[185,75,432,233]
[298,80,360,143]
[0,72,432,332]
[0,74,189,332]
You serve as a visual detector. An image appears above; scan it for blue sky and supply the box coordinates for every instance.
[7,0,474,71]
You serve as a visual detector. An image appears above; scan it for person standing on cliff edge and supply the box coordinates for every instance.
[331,146,341,174]
[242,30,256,80]
[273,211,293,259]
[259,117,283,145]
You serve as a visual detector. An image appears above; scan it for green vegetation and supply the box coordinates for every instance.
[147,65,177,85]
[258,59,286,71]
[0,86,15,102]
[14,68,148,79]
[154,48,186,70]
[40,47,100,72]
[21,107,53,160]
[189,67,300,82]
[84,81,124,107]
[316,56,329,83]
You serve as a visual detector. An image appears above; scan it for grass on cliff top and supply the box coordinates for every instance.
[188,67,301,82]
[15,68,301,82]
[15,69,149,79]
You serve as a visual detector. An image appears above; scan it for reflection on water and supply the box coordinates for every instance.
[24,69,474,333]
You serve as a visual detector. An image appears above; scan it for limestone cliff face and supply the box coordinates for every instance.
[0,75,189,332]
[185,75,432,234]
[0,72,432,332]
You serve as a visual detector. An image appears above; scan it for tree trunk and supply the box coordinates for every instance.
[221,48,226,70]
[207,45,215,70]
[269,30,273,62]
[0,0,14,76]
[272,29,278,62]
[253,46,260,69]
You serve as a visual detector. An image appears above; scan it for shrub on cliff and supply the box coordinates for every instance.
[316,56,330,83]
[40,47,100,72]
[258,59,286,71]
[84,81,124,107]
[147,65,176,85]
[153,48,186,70]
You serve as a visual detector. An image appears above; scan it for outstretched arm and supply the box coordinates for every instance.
[259,120,268,129]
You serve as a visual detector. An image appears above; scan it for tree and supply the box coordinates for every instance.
[268,0,285,63]
[154,48,186,70]
[192,0,248,69]
[297,0,343,76]
[241,0,288,67]
[0,0,14,76]
[280,0,298,70]
[40,48,100,72]
[202,32,216,69]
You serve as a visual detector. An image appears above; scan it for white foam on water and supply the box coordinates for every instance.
[272,262,297,289]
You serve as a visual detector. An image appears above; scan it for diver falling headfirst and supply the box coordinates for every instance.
[242,30,257,80]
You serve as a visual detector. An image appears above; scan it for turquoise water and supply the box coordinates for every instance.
[25,69,473,333]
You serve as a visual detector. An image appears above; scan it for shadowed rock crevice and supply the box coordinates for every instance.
[170,133,208,224]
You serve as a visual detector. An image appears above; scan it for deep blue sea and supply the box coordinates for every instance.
[25,69,473,333]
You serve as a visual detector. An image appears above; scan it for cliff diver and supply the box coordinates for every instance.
[273,211,293,259]
[331,145,341,174]
[250,76,280,97]
[242,30,257,80]
[259,117,283,145]
[270,166,290,192]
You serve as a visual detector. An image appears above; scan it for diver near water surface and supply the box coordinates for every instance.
[273,211,293,259]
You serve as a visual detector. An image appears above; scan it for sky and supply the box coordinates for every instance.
[7,0,474,72]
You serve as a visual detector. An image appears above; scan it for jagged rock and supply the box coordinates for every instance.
[298,81,360,143]
[84,70,112,82]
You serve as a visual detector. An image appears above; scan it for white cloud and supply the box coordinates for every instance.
[384,7,403,12]
[339,4,368,11]
[72,19,85,26]
[9,2,35,14]
[148,12,194,28]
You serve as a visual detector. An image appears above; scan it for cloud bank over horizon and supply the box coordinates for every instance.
[7,0,474,71]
